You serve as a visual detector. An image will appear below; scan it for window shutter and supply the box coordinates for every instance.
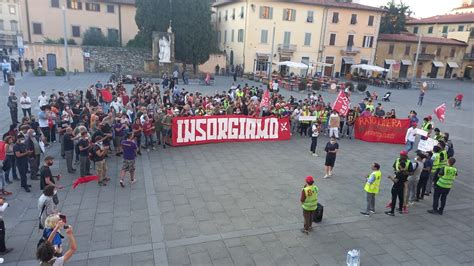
[259,6,263,18]
[78,1,82,9]
[362,36,366,47]
[269,7,273,19]
[293,10,296,21]
[369,37,373,48]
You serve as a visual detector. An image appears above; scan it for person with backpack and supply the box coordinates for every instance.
[90,136,109,186]
[36,218,77,265]
[443,133,454,158]
[38,186,59,230]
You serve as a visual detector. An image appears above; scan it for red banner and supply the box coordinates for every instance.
[332,91,350,116]
[354,117,410,144]
[172,115,291,146]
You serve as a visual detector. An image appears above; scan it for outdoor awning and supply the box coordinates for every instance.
[274,61,313,69]
[342,57,355,64]
[447,61,459,68]
[351,64,389,72]
[401,59,412,65]
[384,59,396,65]
[432,61,444,68]
[256,52,270,58]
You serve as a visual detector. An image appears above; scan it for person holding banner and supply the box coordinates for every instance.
[416,152,432,201]
[323,137,339,178]
[328,111,340,139]
[300,107,311,137]
[310,122,321,156]
[404,123,417,153]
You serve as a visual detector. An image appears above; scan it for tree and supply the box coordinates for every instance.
[379,1,412,34]
[131,0,171,47]
[82,29,108,46]
[172,0,215,73]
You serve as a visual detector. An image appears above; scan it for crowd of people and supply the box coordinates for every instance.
[0,75,460,255]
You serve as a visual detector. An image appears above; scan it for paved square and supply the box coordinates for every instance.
[0,73,473,265]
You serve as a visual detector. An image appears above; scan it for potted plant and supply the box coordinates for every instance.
[356,83,367,92]
[54,67,66,76]
[33,68,47,76]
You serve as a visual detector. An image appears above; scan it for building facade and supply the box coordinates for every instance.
[19,0,138,46]
[448,0,474,14]
[376,33,467,79]
[0,0,22,56]
[213,0,383,76]
[405,13,474,38]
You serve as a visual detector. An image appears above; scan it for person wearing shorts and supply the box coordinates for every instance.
[324,137,339,178]
[161,110,173,148]
[119,133,138,187]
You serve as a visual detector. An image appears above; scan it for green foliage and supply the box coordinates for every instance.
[54,67,66,76]
[33,68,47,76]
[380,1,412,34]
[44,37,77,45]
[82,29,108,46]
[172,0,215,72]
[43,37,57,44]
[133,0,171,48]
[357,83,367,92]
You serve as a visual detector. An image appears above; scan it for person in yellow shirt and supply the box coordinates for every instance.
[361,163,381,216]
[300,176,319,234]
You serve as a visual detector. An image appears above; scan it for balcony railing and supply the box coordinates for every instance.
[414,53,435,61]
[278,44,297,53]
[464,53,474,60]
[341,46,360,55]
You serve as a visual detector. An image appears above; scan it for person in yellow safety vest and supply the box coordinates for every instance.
[366,100,375,113]
[391,151,413,214]
[300,106,311,137]
[421,116,433,140]
[433,128,444,141]
[361,163,382,216]
[428,157,457,215]
[300,176,318,234]
[431,145,447,185]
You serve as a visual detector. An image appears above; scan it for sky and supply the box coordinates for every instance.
[359,0,461,18]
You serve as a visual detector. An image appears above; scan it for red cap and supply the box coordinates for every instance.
[427,115,432,120]
[305,176,314,184]
[400,151,408,156]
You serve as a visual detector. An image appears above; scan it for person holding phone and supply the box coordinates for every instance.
[37,220,77,265]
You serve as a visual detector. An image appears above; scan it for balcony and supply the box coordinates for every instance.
[464,53,474,60]
[413,53,435,61]
[278,44,297,54]
[340,46,360,55]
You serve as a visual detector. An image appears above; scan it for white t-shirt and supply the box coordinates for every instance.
[311,124,320,137]
[272,82,279,92]
[20,96,32,109]
[38,95,49,107]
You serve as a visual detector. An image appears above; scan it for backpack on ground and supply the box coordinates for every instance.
[312,203,324,223]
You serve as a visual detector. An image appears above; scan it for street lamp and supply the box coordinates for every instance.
[62,6,70,80]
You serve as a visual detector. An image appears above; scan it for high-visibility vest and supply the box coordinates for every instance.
[364,170,382,194]
[431,152,441,173]
[434,133,444,141]
[366,104,374,112]
[422,121,432,132]
[439,150,448,168]
[436,166,457,188]
[301,111,311,124]
[394,158,409,172]
[302,185,318,211]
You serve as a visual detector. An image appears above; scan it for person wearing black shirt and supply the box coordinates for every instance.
[58,115,70,158]
[63,127,76,173]
[78,131,91,177]
[39,156,62,190]
[13,135,32,192]
[324,137,339,178]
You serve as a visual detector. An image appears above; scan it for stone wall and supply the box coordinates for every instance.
[83,46,152,74]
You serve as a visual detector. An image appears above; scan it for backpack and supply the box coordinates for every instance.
[40,258,56,266]
[88,145,101,162]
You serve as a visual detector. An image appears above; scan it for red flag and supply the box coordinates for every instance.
[434,103,446,122]
[72,175,99,189]
[0,141,6,161]
[101,90,113,103]
[260,90,270,108]
[332,91,351,116]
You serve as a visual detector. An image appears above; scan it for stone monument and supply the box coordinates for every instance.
[151,21,175,75]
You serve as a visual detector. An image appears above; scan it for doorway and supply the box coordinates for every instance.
[46,53,57,71]
[416,62,423,78]
[464,65,472,79]
[399,64,408,78]
[324,56,334,77]
[430,63,439,78]
[444,66,453,79]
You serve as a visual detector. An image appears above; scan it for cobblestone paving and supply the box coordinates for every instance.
[0,73,473,265]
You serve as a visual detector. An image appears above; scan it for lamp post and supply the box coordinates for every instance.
[267,23,276,85]
[412,33,422,82]
[62,6,70,80]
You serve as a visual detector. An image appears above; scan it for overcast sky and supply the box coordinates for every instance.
[359,0,461,18]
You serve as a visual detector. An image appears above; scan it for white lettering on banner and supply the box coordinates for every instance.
[176,117,283,143]
[207,118,217,140]
[228,118,239,139]
[196,119,206,141]
[298,116,317,122]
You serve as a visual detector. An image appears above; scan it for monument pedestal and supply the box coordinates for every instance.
[151,30,175,76]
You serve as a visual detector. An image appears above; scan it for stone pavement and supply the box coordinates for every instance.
[0,73,473,266]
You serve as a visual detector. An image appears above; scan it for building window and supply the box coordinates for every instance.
[428,26,433,34]
[72,26,80,37]
[307,11,314,23]
[304,33,311,46]
[362,36,373,48]
[260,30,268,43]
[442,26,448,33]
[436,47,441,56]
[10,20,18,32]
[67,0,82,10]
[350,14,357,25]
[232,8,235,20]
[107,28,119,44]
[259,6,273,19]
[413,26,418,34]
[458,25,464,31]
[0,20,4,31]
[238,29,244,42]
[329,33,336,45]
[404,45,410,56]
[450,48,456,57]
[283,31,291,46]
[283,9,296,21]
[368,15,374,26]
[9,5,16,14]
[421,46,426,54]
[225,10,228,21]
[240,6,244,19]
[332,12,339,23]
[231,29,234,42]
[32,23,42,35]
[218,12,221,22]
[90,27,101,33]
[107,4,114,13]
[51,0,60,8]
[217,31,221,43]
[388,44,394,55]
[86,3,100,12]
[224,30,227,43]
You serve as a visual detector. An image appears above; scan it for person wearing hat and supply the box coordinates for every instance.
[404,123,418,153]
[361,163,382,216]
[300,176,319,234]
[13,134,33,192]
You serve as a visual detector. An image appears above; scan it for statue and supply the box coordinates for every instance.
[158,36,171,63]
